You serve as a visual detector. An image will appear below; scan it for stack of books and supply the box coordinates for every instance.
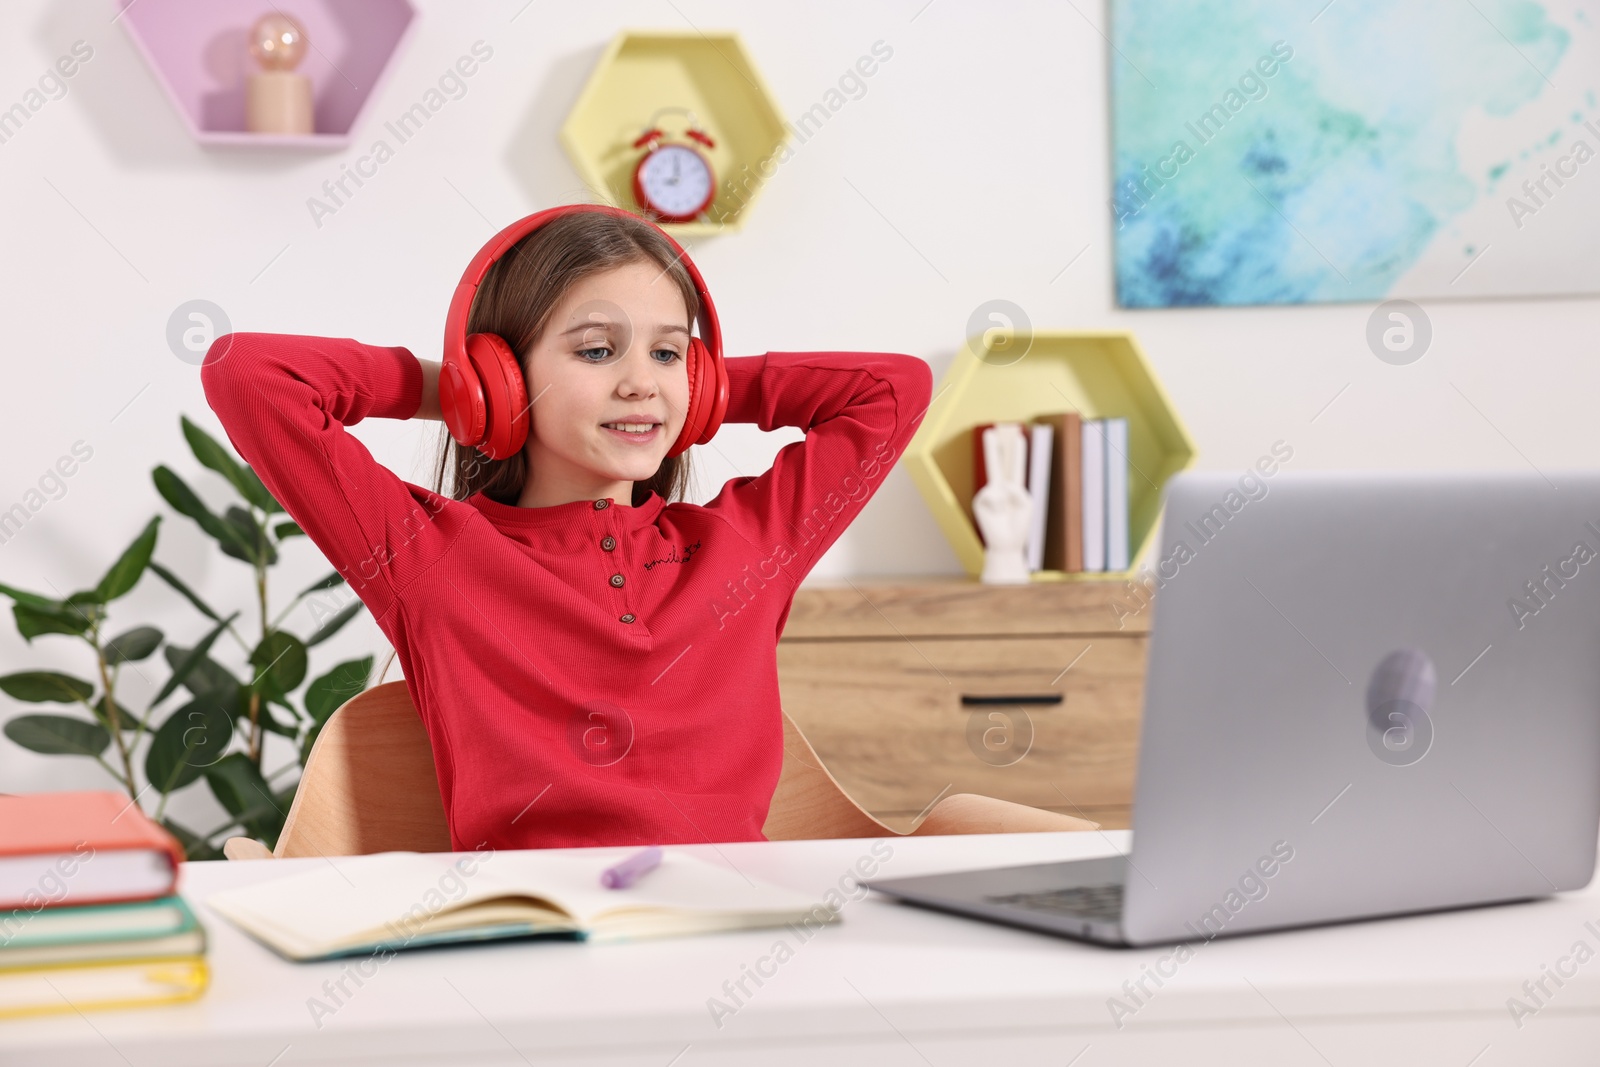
[972,412,1129,574]
[0,790,208,1019]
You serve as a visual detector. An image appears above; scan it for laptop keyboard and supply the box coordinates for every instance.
[982,883,1124,922]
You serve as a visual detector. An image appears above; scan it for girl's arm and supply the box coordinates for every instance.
[703,351,934,584]
[200,334,457,622]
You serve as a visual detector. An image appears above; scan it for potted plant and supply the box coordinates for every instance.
[0,417,375,859]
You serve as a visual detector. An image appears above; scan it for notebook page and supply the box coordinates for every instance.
[482,850,824,927]
[204,851,569,959]
[205,850,828,958]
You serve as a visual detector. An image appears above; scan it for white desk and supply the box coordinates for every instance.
[6,831,1600,1066]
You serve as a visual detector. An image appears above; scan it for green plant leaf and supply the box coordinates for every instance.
[297,570,346,597]
[223,506,276,567]
[148,561,221,623]
[206,753,281,818]
[56,592,106,632]
[0,671,96,703]
[159,817,221,862]
[12,601,92,642]
[273,520,304,539]
[94,516,161,603]
[241,466,283,515]
[204,752,284,840]
[105,625,163,665]
[217,517,257,565]
[161,645,242,718]
[249,631,307,699]
[144,695,235,794]
[152,464,226,534]
[0,581,64,611]
[5,586,100,641]
[4,713,111,756]
[264,689,300,715]
[93,692,143,732]
[148,611,240,710]
[180,415,281,514]
[233,684,299,737]
[65,589,105,613]
[304,656,373,724]
[179,415,245,484]
[152,465,257,562]
[305,599,364,648]
[259,700,300,738]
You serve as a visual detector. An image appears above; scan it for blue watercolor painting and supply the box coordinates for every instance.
[1109,0,1600,306]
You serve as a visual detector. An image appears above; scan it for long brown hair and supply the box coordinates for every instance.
[430,210,699,508]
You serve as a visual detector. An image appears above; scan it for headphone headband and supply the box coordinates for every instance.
[442,203,721,372]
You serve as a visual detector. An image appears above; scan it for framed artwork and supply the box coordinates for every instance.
[1108,0,1600,306]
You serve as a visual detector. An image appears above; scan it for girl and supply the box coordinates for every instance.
[201,207,933,851]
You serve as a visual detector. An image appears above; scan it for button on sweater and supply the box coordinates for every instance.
[200,333,933,849]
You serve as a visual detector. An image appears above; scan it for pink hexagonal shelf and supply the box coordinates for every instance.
[115,0,417,148]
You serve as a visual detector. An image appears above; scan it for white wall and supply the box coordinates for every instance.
[2,0,1596,810]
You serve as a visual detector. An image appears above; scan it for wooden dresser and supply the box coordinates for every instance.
[777,575,1151,830]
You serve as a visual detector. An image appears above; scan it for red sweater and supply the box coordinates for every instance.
[200,334,932,850]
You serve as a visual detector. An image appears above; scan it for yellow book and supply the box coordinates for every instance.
[0,954,207,1020]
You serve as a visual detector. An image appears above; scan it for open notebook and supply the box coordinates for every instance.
[205,850,835,961]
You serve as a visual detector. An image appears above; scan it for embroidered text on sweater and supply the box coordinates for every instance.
[644,539,701,570]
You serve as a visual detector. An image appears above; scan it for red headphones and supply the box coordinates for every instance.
[440,204,728,461]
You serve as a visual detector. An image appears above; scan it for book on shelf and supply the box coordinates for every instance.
[1025,421,1053,572]
[206,849,837,962]
[966,414,1130,575]
[1104,416,1130,572]
[1037,411,1083,572]
[1081,418,1107,572]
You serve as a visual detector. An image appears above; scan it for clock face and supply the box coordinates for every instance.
[636,143,714,221]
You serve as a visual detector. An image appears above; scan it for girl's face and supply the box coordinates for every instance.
[516,259,692,508]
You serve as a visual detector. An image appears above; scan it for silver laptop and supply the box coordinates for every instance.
[866,469,1600,946]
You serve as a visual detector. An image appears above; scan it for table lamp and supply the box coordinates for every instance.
[245,12,313,135]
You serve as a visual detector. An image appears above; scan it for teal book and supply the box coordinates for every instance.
[0,894,206,969]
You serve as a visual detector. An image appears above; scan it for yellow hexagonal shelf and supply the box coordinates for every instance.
[560,30,789,236]
[905,331,1197,581]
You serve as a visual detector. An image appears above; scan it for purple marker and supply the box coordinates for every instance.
[601,846,663,889]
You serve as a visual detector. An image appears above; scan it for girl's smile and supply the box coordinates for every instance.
[601,422,662,444]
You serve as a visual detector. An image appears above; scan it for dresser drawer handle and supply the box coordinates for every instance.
[959,694,1063,707]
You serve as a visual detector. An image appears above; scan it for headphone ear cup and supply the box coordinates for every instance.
[463,333,529,460]
[669,337,710,458]
[700,343,729,445]
[440,349,488,449]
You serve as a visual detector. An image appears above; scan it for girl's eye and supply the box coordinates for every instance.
[576,347,682,364]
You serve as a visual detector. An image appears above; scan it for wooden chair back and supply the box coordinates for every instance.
[225,681,1095,860]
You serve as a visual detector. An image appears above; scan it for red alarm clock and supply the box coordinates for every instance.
[631,108,717,224]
